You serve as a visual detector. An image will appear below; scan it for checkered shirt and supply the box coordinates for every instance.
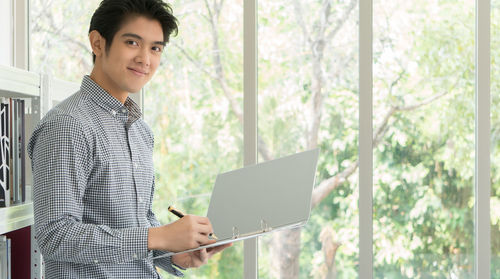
[27,75,184,278]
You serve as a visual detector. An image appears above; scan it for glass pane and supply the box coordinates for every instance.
[258,1,359,278]
[30,0,99,81]
[491,0,500,277]
[143,1,243,278]
[373,1,475,277]
[0,0,13,66]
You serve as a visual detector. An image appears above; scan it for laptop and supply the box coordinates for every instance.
[154,148,319,257]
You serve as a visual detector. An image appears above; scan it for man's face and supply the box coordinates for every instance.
[100,16,165,94]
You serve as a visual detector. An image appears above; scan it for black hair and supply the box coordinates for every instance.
[89,0,178,63]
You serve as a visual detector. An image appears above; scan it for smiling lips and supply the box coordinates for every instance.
[128,67,148,77]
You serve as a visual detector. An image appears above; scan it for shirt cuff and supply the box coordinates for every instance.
[172,262,187,271]
[120,227,150,262]
[153,251,185,277]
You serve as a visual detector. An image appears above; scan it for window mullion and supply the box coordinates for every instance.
[359,0,373,278]
[13,0,29,70]
[475,0,491,278]
[243,0,258,278]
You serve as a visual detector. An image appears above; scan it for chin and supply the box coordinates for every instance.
[125,84,145,94]
[129,80,149,92]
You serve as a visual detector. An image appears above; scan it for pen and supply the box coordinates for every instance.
[167,205,185,218]
[168,205,218,240]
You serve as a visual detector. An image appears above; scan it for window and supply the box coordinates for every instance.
[30,0,97,81]
[257,1,359,278]
[373,0,475,277]
[143,1,244,278]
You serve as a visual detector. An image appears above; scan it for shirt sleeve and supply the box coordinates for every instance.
[28,114,149,264]
[147,176,185,277]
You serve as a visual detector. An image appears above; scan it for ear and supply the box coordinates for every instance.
[89,30,106,59]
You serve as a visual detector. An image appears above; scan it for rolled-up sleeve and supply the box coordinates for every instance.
[28,114,149,264]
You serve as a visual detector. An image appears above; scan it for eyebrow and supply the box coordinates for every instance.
[121,33,166,46]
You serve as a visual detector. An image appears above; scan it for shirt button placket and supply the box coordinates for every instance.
[129,132,142,226]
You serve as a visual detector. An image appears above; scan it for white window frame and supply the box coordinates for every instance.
[359,0,373,277]
[14,0,29,70]
[243,0,258,278]
[475,0,491,278]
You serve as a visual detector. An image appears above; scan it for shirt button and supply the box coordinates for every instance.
[121,108,127,113]
[133,253,138,259]
[134,162,139,169]
[94,259,99,264]
[138,197,144,203]
[110,110,117,116]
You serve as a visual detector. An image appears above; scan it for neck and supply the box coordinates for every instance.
[89,63,128,104]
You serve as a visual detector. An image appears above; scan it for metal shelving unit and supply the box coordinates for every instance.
[0,64,40,218]
[0,64,41,279]
[0,65,39,98]
[0,201,34,235]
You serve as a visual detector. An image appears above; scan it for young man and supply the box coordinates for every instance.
[27,0,231,277]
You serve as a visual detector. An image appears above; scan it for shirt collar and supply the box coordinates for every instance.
[81,75,143,122]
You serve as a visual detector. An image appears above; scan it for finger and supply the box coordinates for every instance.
[190,249,208,268]
[192,222,213,236]
[207,243,233,256]
[196,234,217,246]
[195,216,211,225]
[206,244,228,255]
[199,248,209,263]
[189,251,202,268]
[195,226,216,241]
[198,217,215,232]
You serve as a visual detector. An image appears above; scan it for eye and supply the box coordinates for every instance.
[126,40,139,46]
[152,46,163,53]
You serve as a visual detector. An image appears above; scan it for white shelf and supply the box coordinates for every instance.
[0,201,34,234]
[0,65,40,98]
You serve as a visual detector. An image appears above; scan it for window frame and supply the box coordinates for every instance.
[475,0,491,278]
[15,0,29,70]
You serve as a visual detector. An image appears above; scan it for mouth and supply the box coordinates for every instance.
[127,67,148,77]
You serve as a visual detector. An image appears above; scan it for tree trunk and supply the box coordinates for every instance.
[320,226,341,279]
[278,228,302,279]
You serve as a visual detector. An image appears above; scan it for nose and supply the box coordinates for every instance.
[135,47,150,67]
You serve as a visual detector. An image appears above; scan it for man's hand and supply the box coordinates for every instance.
[148,215,216,252]
[171,243,233,269]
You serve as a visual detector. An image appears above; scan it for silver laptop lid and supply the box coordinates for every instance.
[207,148,320,241]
